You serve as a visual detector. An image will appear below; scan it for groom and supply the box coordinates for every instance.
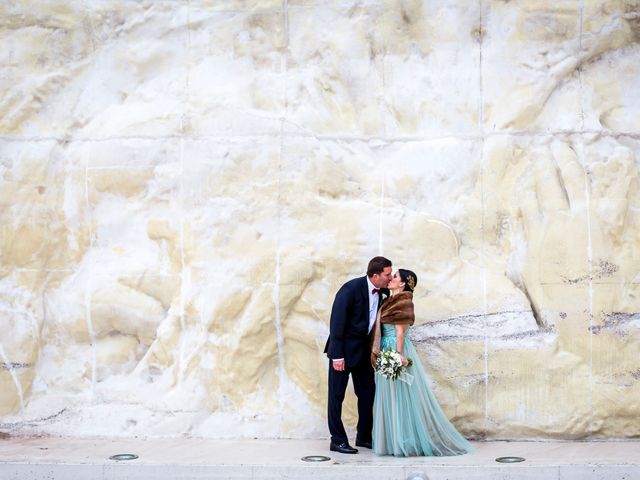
[324,256,392,454]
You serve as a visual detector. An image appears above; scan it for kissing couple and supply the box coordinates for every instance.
[324,256,473,457]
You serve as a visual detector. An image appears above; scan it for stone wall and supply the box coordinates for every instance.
[1,0,639,439]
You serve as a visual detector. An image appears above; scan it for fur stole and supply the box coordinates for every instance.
[370,291,414,367]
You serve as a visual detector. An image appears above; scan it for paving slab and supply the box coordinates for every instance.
[0,437,638,480]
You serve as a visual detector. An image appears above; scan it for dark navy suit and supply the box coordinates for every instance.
[324,276,388,445]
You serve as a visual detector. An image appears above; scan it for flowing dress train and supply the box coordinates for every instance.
[373,324,473,457]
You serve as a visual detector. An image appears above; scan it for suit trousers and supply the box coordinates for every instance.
[327,355,375,444]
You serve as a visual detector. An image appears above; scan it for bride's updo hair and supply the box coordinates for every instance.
[399,269,418,292]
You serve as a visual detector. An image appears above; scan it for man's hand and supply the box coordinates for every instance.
[332,359,345,371]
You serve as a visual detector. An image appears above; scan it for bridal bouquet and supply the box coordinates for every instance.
[375,349,413,381]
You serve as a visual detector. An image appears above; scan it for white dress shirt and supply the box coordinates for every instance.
[366,277,379,334]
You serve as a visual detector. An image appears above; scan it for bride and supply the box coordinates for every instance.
[370,269,473,457]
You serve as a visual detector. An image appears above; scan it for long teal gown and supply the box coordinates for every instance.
[373,324,473,457]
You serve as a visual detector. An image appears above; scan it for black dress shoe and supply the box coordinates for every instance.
[330,441,358,454]
[355,439,372,449]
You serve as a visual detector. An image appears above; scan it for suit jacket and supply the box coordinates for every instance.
[324,276,389,368]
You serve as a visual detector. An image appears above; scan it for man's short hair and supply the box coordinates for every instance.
[367,256,392,277]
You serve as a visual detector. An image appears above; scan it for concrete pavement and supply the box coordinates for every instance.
[0,436,639,479]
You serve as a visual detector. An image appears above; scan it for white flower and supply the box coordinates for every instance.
[375,349,409,381]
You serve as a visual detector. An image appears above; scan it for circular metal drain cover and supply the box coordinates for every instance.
[109,454,139,461]
[406,473,429,480]
[495,456,525,463]
[301,455,331,462]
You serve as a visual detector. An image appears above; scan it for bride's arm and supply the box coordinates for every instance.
[395,324,409,365]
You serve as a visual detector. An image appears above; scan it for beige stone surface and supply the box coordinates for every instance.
[0,0,639,439]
